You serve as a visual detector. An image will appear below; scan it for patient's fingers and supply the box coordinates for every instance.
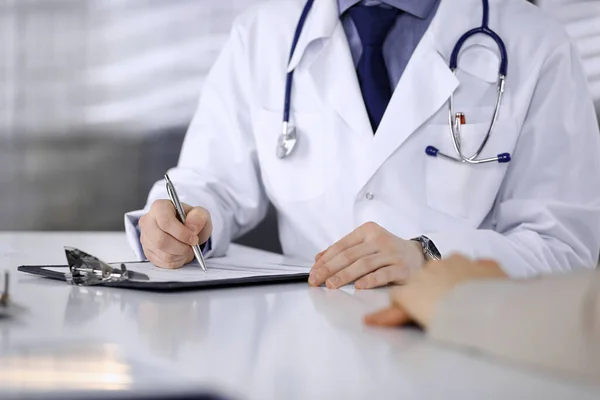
[364,307,410,327]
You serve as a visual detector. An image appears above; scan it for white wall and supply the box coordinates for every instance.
[1,0,597,140]
[0,0,273,231]
[0,0,598,232]
[0,0,266,138]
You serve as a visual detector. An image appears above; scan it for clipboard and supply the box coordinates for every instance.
[17,247,311,292]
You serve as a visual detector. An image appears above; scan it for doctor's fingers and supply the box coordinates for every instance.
[309,243,378,286]
[147,200,198,246]
[140,218,195,256]
[314,250,325,262]
[143,242,192,270]
[325,253,400,289]
[355,265,411,290]
[140,233,193,268]
[185,207,213,245]
[317,222,382,264]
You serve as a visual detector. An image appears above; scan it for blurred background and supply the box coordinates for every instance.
[0,0,599,253]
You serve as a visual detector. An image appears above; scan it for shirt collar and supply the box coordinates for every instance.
[338,0,438,20]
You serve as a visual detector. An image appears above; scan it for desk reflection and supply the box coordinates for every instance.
[243,286,419,399]
[61,284,306,368]
[65,286,212,358]
[308,286,389,328]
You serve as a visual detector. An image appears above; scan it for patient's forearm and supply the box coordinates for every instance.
[429,270,600,381]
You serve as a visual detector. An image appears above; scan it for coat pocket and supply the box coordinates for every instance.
[424,118,516,221]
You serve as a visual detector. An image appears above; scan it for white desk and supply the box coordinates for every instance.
[1,232,598,399]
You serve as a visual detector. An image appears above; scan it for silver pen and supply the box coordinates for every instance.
[164,174,208,272]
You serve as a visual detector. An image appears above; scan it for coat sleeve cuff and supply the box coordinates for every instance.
[124,211,215,261]
[124,210,147,261]
[201,237,212,254]
[423,229,543,278]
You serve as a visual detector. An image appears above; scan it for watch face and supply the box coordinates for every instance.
[422,237,441,260]
[411,236,441,261]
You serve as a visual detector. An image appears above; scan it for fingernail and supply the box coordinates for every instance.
[355,280,365,290]
[327,276,340,289]
[309,268,321,283]
[309,275,318,286]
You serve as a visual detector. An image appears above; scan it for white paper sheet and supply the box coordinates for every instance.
[47,256,312,283]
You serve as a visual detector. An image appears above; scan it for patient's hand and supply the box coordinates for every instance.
[365,255,509,329]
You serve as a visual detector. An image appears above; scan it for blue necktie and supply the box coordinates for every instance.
[349,6,400,132]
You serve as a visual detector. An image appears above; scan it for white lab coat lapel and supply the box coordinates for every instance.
[289,0,372,138]
[362,0,463,184]
[287,0,483,185]
[309,23,373,138]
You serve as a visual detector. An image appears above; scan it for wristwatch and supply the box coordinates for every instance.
[411,236,442,262]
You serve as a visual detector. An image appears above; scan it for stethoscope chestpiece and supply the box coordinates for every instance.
[276,122,298,159]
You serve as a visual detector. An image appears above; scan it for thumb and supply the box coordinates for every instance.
[186,207,212,244]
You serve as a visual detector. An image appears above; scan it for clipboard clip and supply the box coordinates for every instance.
[64,247,148,286]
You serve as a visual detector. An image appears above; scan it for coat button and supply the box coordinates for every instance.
[365,192,374,200]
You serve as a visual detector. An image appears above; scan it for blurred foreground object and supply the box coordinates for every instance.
[0,272,9,307]
[0,342,230,399]
[0,272,25,319]
[367,256,600,383]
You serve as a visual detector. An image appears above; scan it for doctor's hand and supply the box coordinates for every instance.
[364,255,508,329]
[309,222,425,290]
[139,200,212,269]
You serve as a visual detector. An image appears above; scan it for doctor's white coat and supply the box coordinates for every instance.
[126,0,600,277]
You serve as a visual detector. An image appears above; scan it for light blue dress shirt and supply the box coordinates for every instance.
[339,0,441,89]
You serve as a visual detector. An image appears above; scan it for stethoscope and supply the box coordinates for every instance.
[276,0,512,165]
